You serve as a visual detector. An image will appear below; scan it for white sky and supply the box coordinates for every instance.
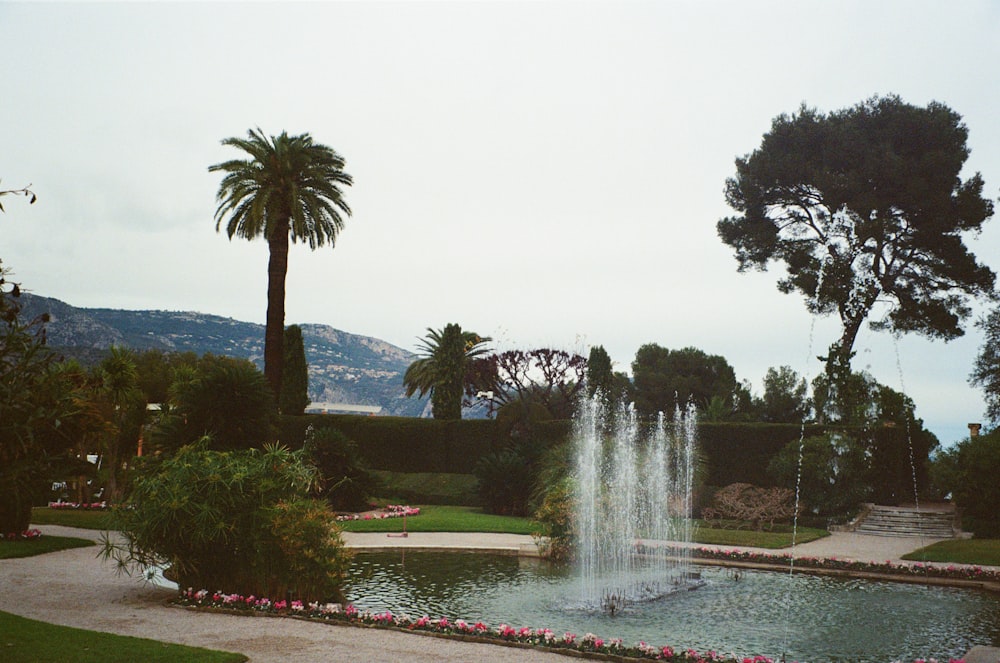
[3,1,1000,446]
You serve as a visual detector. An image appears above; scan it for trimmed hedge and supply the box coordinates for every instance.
[278,415,504,474]
[697,422,814,487]
[278,416,932,505]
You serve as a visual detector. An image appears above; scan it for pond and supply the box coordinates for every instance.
[347,551,1000,663]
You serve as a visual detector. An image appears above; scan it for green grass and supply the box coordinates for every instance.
[30,507,112,530]
[0,610,247,663]
[0,535,95,559]
[337,506,828,549]
[902,538,1000,566]
[692,522,829,549]
[31,504,827,549]
[336,505,539,535]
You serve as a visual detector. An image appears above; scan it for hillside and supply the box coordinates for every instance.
[18,293,429,417]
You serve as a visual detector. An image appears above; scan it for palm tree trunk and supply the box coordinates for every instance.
[264,220,290,403]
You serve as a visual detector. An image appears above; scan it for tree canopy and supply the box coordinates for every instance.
[970,307,1000,426]
[718,95,996,384]
[631,344,742,419]
[466,348,587,419]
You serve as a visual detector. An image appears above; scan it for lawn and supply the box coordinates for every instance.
[337,505,539,535]
[336,506,829,548]
[32,503,828,550]
[0,610,247,663]
[692,522,829,549]
[0,535,94,559]
[902,538,1000,566]
[30,506,111,530]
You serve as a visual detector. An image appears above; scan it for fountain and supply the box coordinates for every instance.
[573,394,700,612]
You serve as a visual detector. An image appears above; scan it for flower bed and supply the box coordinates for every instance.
[47,501,108,510]
[4,528,41,541]
[176,588,962,663]
[688,546,1000,585]
[335,504,419,522]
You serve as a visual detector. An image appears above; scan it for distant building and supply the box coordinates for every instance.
[305,402,383,416]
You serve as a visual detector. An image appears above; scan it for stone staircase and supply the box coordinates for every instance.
[854,504,957,538]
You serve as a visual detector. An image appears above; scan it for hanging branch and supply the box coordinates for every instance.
[0,182,37,213]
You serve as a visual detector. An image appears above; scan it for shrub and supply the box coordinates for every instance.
[1,271,100,534]
[532,477,574,561]
[475,448,533,516]
[768,432,869,518]
[304,425,379,512]
[100,441,349,603]
[931,430,1000,537]
[704,482,798,531]
[151,355,277,452]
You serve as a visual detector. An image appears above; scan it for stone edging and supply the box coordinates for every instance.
[689,557,1000,593]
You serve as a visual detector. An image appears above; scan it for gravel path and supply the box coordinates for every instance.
[0,526,569,663]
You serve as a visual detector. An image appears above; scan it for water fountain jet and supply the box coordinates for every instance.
[573,394,701,612]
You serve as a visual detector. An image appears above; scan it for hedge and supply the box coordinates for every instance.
[277,416,932,503]
[278,415,503,474]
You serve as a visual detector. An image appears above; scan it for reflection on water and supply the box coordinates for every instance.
[347,551,1000,663]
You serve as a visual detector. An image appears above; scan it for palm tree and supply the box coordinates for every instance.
[209,129,352,399]
[404,324,491,419]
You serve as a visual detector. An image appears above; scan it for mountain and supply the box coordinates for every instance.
[17,293,429,417]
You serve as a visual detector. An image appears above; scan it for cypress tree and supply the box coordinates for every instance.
[280,325,310,415]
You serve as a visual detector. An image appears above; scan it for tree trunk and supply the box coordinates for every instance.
[823,313,866,422]
[264,221,290,403]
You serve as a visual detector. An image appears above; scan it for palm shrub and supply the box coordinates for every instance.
[101,441,350,603]
[474,447,534,516]
[151,355,277,453]
[304,425,378,512]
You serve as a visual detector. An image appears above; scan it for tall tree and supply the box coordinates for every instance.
[631,344,741,419]
[467,348,588,419]
[280,324,310,415]
[586,345,614,400]
[86,347,145,502]
[758,365,809,423]
[403,324,491,420]
[0,264,100,532]
[209,129,352,399]
[718,95,995,392]
[970,307,1000,426]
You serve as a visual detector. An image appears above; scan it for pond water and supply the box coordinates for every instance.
[347,551,1000,663]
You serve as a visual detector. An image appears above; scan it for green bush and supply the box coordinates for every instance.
[931,430,1000,537]
[304,425,379,511]
[475,448,534,516]
[532,477,574,561]
[768,432,869,518]
[101,441,350,603]
[151,356,277,453]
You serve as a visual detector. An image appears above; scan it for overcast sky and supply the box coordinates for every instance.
[3,1,1000,445]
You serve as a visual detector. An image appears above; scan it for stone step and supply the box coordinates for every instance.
[854,505,957,538]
